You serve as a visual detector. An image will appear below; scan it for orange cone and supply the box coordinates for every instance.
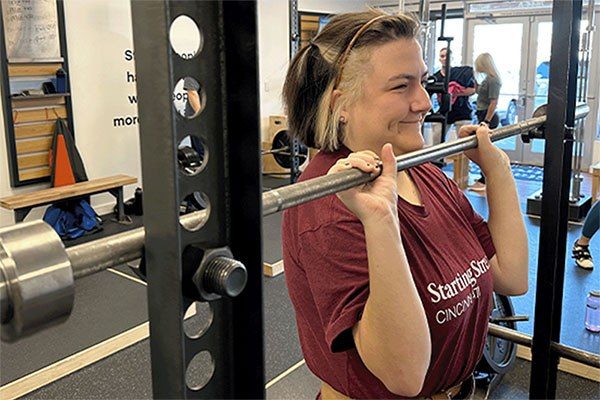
[49,118,88,187]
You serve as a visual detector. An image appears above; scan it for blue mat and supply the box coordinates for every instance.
[443,162,544,182]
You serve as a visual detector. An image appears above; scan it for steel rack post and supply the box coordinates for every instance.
[289,0,301,184]
[530,1,583,398]
[130,1,264,398]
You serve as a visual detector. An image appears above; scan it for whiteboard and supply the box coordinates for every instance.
[1,0,62,62]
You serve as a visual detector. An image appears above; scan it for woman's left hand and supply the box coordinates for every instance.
[458,123,510,175]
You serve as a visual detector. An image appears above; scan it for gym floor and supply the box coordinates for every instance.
[0,171,599,399]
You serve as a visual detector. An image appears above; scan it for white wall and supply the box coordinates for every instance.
[0,0,141,227]
[63,0,141,205]
[257,0,289,143]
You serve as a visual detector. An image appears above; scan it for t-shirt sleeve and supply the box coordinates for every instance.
[183,77,200,91]
[298,217,370,353]
[464,67,475,88]
[453,187,496,260]
[488,78,501,99]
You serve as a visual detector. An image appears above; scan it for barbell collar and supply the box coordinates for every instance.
[0,221,73,342]
[192,247,247,301]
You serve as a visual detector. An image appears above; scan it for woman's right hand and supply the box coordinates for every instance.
[327,143,398,223]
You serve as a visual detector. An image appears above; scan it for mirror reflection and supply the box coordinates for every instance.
[172,77,205,119]
[177,135,206,176]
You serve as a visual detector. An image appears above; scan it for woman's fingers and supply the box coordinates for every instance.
[476,124,494,147]
[458,124,494,147]
[348,151,380,166]
[457,124,479,138]
[328,155,379,175]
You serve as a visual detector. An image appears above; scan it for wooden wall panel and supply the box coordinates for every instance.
[12,106,67,124]
[17,153,49,169]
[14,122,57,139]
[19,167,51,181]
[16,137,53,154]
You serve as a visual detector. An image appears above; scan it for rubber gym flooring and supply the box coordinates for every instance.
[0,172,598,399]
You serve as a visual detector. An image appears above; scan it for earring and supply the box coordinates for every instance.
[339,116,347,124]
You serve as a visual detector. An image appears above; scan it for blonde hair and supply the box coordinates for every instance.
[475,53,501,83]
[282,10,419,151]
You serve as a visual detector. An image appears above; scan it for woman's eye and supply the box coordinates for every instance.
[393,84,407,90]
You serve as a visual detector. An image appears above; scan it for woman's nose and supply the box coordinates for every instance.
[413,85,432,114]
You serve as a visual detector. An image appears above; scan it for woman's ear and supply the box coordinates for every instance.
[330,89,341,110]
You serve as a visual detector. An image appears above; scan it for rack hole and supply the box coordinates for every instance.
[183,302,213,339]
[186,351,214,391]
[179,192,210,231]
[169,15,203,59]
[173,77,206,119]
[178,135,207,176]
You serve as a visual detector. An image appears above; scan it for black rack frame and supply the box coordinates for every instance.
[530,0,584,398]
[131,1,264,398]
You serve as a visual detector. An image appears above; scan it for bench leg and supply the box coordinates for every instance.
[109,188,127,222]
[14,208,32,223]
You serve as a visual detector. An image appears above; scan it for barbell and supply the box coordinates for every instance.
[0,103,590,342]
[261,129,309,168]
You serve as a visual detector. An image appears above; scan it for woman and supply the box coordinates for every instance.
[282,10,528,399]
[470,53,502,192]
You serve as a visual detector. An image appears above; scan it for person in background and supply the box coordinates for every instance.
[470,52,502,192]
[183,77,202,118]
[572,200,599,270]
[432,48,476,143]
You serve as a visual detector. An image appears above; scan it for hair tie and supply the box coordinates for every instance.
[333,15,387,89]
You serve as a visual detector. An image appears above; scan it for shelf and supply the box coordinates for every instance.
[11,93,70,100]
[8,58,64,64]
[8,63,63,77]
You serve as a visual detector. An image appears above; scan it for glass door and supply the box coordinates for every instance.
[466,17,530,162]
[522,18,551,165]
[522,18,594,166]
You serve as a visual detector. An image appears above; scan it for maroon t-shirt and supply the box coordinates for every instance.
[282,147,496,399]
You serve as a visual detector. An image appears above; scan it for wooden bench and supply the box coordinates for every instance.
[0,174,137,223]
[445,152,470,189]
[592,162,600,201]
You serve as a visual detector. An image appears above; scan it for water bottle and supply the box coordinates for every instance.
[56,68,67,93]
[585,290,600,333]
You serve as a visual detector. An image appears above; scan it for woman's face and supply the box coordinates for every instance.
[341,38,431,155]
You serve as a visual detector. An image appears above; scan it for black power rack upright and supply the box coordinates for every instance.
[424,4,453,146]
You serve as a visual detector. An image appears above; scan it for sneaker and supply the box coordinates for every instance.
[572,241,594,270]
[469,182,486,192]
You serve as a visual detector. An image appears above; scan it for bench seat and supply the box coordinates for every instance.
[0,174,137,223]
